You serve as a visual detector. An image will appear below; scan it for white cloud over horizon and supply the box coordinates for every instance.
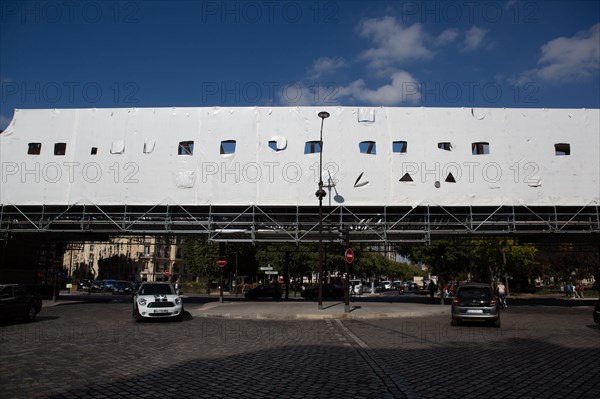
[461,26,489,52]
[517,23,600,84]
[337,71,421,105]
[308,57,348,79]
[357,16,434,73]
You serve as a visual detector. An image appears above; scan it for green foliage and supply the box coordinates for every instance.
[536,243,600,289]
[470,238,539,283]
[255,243,319,278]
[183,236,220,280]
[398,239,470,280]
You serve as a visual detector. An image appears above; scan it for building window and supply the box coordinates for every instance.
[359,141,376,155]
[90,147,98,155]
[393,141,407,153]
[110,140,125,154]
[220,140,236,154]
[143,139,156,154]
[178,141,194,155]
[438,142,452,151]
[554,143,570,156]
[472,142,490,155]
[268,138,287,152]
[54,143,67,156]
[304,141,321,154]
[28,143,42,155]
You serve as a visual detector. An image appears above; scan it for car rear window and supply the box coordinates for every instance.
[457,287,492,300]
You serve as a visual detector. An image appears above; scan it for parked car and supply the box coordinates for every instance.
[301,283,344,300]
[112,281,134,295]
[373,282,385,293]
[451,283,500,327]
[77,279,93,292]
[91,280,104,292]
[102,279,117,292]
[349,280,362,295]
[0,284,42,322]
[245,283,282,300]
[133,282,183,322]
[594,299,600,325]
[381,281,392,291]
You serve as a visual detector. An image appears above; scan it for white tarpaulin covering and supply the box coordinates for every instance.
[0,106,598,206]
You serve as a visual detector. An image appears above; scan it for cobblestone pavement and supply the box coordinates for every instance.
[1,300,599,399]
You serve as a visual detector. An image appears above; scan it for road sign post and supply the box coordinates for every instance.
[344,242,354,313]
[216,256,227,303]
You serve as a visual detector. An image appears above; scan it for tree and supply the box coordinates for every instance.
[536,243,600,289]
[255,243,319,282]
[398,239,471,283]
[183,236,219,293]
[470,238,538,291]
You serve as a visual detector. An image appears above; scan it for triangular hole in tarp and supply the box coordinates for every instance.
[399,173,413,182]
[445,173,456,183]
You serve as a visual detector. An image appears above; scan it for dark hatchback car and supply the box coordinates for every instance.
[301,283,344,300]
[112,281,134,295]
[245,283,282,300]
[0,284,42,322]
[451,283,500,327]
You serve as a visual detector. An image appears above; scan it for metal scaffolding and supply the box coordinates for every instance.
[2,204,598,243]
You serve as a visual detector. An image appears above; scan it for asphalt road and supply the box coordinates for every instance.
[1,296,598,399]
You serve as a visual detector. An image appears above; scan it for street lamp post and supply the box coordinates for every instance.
[316,111,330,310]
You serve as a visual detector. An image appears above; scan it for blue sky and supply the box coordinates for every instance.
[1,0,599,129]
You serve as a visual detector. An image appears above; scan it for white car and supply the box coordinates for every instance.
[349,280,362,295]
[133,282,183,321]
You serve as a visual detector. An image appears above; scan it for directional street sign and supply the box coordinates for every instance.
[264,271,279,275]
[259,266,273,271]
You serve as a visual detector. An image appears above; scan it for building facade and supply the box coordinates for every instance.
[63,236,188,282]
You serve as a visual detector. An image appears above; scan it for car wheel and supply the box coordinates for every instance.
[25,305,37,322]
[133,306,143,322]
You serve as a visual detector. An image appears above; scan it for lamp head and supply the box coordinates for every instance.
[315,188,327,200]
[318,111,330,119]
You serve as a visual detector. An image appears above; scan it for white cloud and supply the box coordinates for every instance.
[308,57,348,79]
[437,29,459,45]
[518,23,600,84]
[338,71,421,105]
[461,26,489,52]
[358,16,434,72]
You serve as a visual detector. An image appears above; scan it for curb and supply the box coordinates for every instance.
[188,308,449,320]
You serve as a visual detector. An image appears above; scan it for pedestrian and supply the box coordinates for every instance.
[566,283,573,298]
[428,281,436,303]
[497,281,507,308]
[579,284,585,298]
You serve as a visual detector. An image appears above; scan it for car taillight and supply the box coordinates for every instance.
[490,299,497,306]
[452,298,460,306]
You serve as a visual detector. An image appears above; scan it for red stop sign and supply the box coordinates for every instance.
[345,248,355,264]
[216,256,228,267]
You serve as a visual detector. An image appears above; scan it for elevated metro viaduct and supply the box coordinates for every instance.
[0,106,598,245]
